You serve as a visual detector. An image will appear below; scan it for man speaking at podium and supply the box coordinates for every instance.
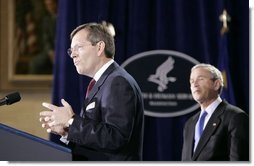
[39,22,144,161]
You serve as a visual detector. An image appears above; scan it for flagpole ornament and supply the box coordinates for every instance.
[102,21,116,37]
[219,9,231,35]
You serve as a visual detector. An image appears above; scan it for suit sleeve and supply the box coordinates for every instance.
[181,120,190,161]
[67,76,137,152]
[228,112,249,161]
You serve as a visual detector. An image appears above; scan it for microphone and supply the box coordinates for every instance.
[0,92,21,106]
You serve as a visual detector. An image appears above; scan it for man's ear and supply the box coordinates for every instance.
[97,41,105,56]
[213,79,221,91]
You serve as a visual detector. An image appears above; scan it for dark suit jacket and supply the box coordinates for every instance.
[67,62,144,161]
[181,100,249,161]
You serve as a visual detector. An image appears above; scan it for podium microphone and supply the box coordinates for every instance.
[0,92,21,106]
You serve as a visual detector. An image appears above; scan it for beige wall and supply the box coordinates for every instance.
[0,91,50,140]
[0,1,52,140]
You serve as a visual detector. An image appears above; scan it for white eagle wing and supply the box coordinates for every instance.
[156,57,174,84]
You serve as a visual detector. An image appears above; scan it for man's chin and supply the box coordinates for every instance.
[76,68,82,74]
[193,97,202,104]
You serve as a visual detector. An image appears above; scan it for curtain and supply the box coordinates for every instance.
[51,0,248,161]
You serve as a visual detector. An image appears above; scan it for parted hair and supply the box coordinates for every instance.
[70,22,115,58]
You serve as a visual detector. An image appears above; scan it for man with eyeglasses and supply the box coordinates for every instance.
[39,22,144,161]
[181,63,249,161]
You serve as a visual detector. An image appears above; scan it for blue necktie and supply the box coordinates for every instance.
[194,110,208,151]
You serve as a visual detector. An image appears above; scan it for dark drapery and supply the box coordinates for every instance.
[51,0,249,161]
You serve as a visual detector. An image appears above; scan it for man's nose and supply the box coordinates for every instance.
[70,52,78,58]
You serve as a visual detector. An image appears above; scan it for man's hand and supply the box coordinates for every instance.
[41,121,67,136]
[39,99,74,134]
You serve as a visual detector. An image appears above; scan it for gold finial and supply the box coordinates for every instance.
[102,21,116,37]
[219,9,231,35]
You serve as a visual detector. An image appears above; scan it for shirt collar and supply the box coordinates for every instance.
[202,97,222,116]
[93,59,114,82]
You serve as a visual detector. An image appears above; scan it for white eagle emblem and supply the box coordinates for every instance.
[148,57,176,92]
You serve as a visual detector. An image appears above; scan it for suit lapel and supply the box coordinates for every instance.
[192,101,226,160]
[187,115,199,159]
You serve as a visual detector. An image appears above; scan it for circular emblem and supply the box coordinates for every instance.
[121,50,200,117]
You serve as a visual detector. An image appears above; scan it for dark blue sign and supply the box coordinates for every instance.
[122,50,200,117]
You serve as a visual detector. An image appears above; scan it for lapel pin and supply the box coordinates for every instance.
[213,123,216,126]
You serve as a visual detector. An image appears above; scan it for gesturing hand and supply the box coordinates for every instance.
[40,99,74,128]
[40,120,67,136]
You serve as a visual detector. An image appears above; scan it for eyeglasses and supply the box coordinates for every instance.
[67,43,93,57]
